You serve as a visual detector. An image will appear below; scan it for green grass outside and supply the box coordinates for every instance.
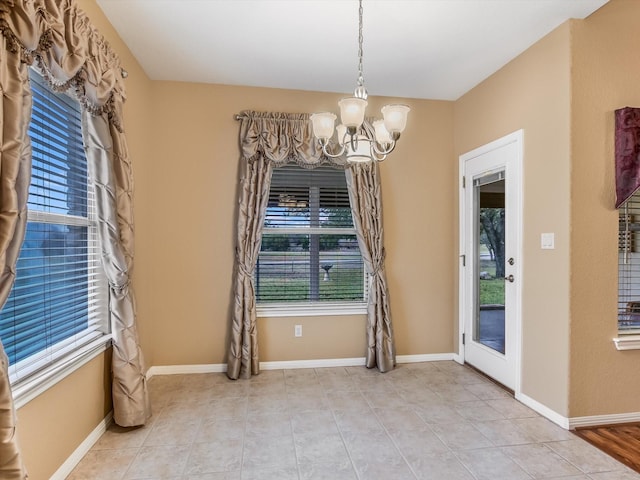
[479,258,505,306]
[257,275,364,302]
[256,264,364,302]
[479,279,505,305]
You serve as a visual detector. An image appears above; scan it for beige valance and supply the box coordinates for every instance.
[0,0,126,127]
[237,110,347,168]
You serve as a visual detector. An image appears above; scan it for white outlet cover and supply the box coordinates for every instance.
[541,233,555,249]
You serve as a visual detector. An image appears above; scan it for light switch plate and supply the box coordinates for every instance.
[541,233,555,249]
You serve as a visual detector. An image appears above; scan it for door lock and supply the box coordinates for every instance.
[505,274,514,283]
[508,257,515,265]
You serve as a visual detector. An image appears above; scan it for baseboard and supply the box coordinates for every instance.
[146,354,460,377]
[146,363,227,379]
[569,411,640,429]
[260,357,367,370]
[396,353,455,363]
[50,411,113,480]
[516,392,570,429]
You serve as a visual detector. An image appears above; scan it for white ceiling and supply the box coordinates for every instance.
[96,0,609,101]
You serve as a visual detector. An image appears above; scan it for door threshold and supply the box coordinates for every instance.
[464,361,514,396]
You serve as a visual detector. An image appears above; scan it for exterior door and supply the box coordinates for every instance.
[459,131,522,391]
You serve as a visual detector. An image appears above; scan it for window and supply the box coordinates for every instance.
[618,192,640,334]
[256,165,367,315]
[0,70,109,391]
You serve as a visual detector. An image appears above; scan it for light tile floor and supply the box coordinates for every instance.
[68,361,640,480]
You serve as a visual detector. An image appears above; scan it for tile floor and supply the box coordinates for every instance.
[68,361,640,479]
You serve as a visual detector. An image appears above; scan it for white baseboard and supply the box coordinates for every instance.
[50,411,113,480]
[569,411,640,429]
[260,357,367,370]
[514,393,640,430]
[146,363,227,379]
[516,392,570,429]
[396,353,455,363]
[145,354,460,378]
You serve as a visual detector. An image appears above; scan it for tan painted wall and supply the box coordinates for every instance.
[569,0,640,417]
[454,23,573,416]
[18,353,112,480]
[15,1,154,478]
[148,81,455,365]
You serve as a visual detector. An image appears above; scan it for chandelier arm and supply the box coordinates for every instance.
[319,139,347,159]
[371,149,388,162]
[372,140,397,156]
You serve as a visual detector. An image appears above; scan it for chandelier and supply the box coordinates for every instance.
[310,0,410,163]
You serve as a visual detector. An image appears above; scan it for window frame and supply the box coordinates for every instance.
[2,69,111,405]
[256,166,368,317]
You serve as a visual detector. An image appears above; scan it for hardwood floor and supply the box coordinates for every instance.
[574,423,640,473]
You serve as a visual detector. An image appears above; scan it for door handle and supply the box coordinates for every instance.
[505,274,514,283]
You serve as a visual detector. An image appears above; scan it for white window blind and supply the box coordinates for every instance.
[0,70,109,385]
[256,165,366,304]
[618,192,640,333]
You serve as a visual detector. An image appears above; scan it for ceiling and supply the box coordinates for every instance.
[96,0,609,101]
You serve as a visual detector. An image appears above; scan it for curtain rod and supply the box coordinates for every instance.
[234,114,242,120]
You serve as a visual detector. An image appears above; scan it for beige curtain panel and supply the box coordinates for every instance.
[227,155,273,380]
[346,162,396,372]
[0,29,32,480]
[227,111,345,379]
[0,1,151,476]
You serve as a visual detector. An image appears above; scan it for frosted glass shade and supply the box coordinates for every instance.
[310,112,337,140]
[382,104,410,134]
[339,97,367,128]
[336,124,347,146]
[373,120,392,144]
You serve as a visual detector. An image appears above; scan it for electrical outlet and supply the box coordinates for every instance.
[294,324,302,337]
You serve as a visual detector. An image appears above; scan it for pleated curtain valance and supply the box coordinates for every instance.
[0,0,127,127]
[615,107,640,208]
[236,110,347,168]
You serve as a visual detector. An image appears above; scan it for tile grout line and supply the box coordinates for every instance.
[321,366,366,480]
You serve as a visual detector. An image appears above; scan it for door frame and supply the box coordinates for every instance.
[458,130,523,394]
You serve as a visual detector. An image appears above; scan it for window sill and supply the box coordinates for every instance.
[12,335,112,409]
[257,302,368,318]
[613,334,640,351]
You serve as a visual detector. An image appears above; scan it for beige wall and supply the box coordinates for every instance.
[18,353,112,480]
[454,23,573,415]
[148,81,455,365]
[569,0,640,417]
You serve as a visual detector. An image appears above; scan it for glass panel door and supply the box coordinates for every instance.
[474,174,505,354]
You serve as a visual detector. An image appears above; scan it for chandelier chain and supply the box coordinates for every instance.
[357,0,364,88]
